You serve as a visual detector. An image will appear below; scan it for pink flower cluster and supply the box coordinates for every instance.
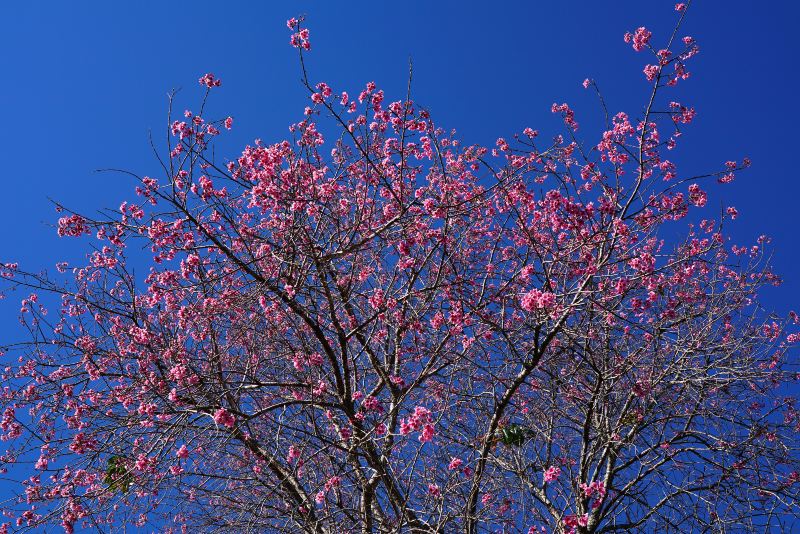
[135,454,154,472]
[213,407,235,428]
[628,252,655,274]
[176,444,189,459]
[400,406,436,443]
[624,26,652,52]
[1,407,21,440]
[520,289,557,313]
[430,311,445,329]
[543,465,561,483]
[643,64,660,81]
[361,395,383,413]
[551,102,578,131]
[198,73,221,88]
[315,475,341,503]
[287,445,301,463]
[563,514,589,531]
[57,215,89,238]
[580,480,607,509]
[368,288,385,309]
[688,183,707,207]
[287,18,311,50]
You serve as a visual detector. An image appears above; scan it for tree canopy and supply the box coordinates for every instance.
[1,4,799,533]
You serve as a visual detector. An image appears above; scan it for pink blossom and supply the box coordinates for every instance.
[551,102,578,131]
[368,288,385,309]
[430,311,445,329]
[213,408,235,428]
[362,395,382,413]
[688,183,707,207]
[400,406,435,442]
[288,18,311,50]
[57,215,89,237]
[198,73,221,88]
[34,455,48,470]
[419,423,435,443]
[629,27,652,52]
[580,480,606,501]
[520,289,557,312]
[390,375,406,388]
[543,466,561,483]
[135,454,153,472]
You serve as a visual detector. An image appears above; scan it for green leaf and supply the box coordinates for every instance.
[104,456,133,494]
[498,424,527,447]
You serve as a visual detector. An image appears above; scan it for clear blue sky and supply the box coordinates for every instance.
[0,0,798,526]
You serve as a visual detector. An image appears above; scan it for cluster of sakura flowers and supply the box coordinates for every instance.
[315,476,341,504]
[400,406,436,443]
[198,72,221,88]
[520,288,558,316]
[287,17,311,50]
[621,5,698,88]
[213,408,235,428]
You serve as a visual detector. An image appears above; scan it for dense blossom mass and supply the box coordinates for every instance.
[1,3,799,533]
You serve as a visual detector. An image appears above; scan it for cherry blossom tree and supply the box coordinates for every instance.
[2,4,799,533]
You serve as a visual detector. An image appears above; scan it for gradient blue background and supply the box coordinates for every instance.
[0,0,798,521]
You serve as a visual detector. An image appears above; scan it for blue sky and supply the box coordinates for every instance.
[0,1,798,310]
